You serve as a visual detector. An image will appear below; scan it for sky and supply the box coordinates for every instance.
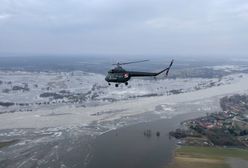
[0,0,248,57]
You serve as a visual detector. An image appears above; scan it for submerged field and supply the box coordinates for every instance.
[169,146,248,168]
[1,59,248,167]
[0,140,18,149]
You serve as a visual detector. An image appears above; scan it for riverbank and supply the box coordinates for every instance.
[168,94,248,168]
[168,146,248,168]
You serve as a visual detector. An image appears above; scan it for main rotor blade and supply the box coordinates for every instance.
[112,59,149,66]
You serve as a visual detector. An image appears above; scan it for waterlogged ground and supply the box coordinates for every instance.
[0,67,248,167]
[0,98,221,168]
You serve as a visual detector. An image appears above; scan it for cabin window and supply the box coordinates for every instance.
[108,73,122,79]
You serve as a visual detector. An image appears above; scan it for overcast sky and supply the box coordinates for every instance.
[0,0,247,57]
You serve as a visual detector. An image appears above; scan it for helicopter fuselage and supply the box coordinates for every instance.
[105,59,174,87]
[105,66,131,83]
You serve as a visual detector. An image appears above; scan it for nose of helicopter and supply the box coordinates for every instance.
[105,75,109,82]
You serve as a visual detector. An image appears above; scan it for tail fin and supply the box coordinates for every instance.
[165,59,174,76]
[156,59,174,76]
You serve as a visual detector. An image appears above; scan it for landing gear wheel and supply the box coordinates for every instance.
[125,82,128,86]
[108,83,111,86]
[115,84,119,87]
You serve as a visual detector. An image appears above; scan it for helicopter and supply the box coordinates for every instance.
[105,59,174,87]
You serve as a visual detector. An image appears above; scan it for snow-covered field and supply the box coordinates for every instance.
[0,72,247,130]
[211,65,248,72]
[0,67,248,168]
[0,70,244,113]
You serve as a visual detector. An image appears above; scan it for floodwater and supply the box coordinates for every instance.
[88,112,204,168]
